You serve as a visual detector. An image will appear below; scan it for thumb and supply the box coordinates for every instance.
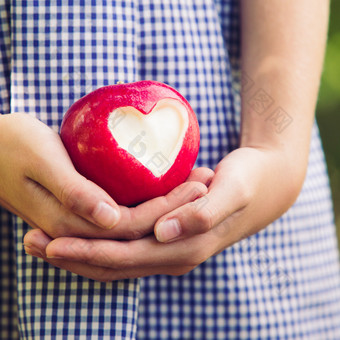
[154,167,247,243]
[26,133,121,229]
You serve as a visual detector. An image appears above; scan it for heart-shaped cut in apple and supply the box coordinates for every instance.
[60,80,200,206]
[108,99,189,177]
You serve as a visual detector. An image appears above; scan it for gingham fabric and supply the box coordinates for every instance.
[1,1,340,339]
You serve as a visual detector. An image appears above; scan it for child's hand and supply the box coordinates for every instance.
[21,0,328,281]
[23,145,305,281]
[0,113,210,240]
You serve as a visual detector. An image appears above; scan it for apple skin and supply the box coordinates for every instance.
[60,80,200,206]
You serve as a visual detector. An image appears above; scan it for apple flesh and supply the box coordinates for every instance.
[60,80,200,206]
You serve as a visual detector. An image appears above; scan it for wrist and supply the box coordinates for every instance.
[237,145,308,207]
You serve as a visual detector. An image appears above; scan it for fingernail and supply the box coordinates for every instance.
[92,202,120,229]
[156,218,181,243]
[24,244,45,258]
[46,255,64,260]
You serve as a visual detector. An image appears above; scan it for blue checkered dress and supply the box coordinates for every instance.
[1,1,340,339]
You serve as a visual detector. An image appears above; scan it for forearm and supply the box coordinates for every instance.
[240,0,329,161]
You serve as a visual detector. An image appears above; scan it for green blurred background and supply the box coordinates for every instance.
[317,0,340,244]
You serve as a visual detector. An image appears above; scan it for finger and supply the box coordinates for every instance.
[23,228,53,253]
[21,178,120,238]
[186,167,215,187]
[24,229,197,280]
[20,179,207,241]
[154,166,249,242]
[25,250,192,281]
[23,125,120,229]
[23,229,124,280]
[40,232,211,269]
[44,262,193,281]
[112,180,208,240]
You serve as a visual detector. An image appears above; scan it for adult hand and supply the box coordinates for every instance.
[23,146,305,281]
[0,113,211,240]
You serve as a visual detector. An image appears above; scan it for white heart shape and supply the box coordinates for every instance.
[107,99,189,177]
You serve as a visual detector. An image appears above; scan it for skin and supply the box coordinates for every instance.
[1,0,329,281]
[0,113,211,240]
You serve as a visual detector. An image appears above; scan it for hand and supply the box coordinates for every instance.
[0,113,211,241]
[23,0,326,281]
[23,146,305,281]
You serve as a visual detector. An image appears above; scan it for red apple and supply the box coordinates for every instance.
[60,80,200,206]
